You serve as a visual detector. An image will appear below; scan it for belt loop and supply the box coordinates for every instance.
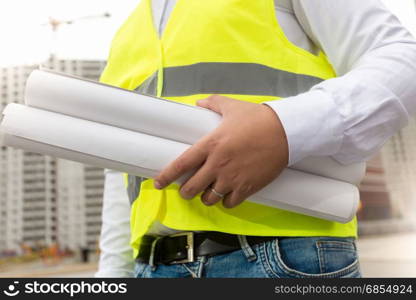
[196,256,207,278]
[237,235,257,262]
[149,236,162,268]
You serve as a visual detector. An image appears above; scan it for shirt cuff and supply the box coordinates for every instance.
[264,89,344,166]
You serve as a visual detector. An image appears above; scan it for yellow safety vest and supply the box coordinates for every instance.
[100,0,357,258]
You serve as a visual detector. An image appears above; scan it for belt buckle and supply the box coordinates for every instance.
[170,232,195,264]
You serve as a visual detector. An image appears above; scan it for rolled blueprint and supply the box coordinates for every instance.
[25,70,366,185]
[1,103,359,223]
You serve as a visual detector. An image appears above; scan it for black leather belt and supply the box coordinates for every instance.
[136,231,276,265]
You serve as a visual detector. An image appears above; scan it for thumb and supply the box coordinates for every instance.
[197,95,231,115]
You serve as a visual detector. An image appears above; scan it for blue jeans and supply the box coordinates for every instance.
[134,236,362,278]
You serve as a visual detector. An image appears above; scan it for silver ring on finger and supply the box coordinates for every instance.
[210,188,226,199]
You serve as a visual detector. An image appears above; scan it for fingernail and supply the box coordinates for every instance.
[202,200,213,206]
[154,181,163,189]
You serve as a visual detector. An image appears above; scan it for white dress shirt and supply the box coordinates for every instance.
[95,169,134,277]
[96,0,416,277]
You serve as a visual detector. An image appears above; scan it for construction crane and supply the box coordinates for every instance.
[42,12,111,32]
[41,12,111,57]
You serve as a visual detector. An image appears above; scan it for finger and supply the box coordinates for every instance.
[201,181,232,206]
[196,95,233,115]
[222,190,246,209]
[154,142,209,189]
[200,189,222,207]
[179,163,217,199]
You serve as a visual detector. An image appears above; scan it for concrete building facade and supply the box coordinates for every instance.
[381,117,416,221]
[0,58,106,255]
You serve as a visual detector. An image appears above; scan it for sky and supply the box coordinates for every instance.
[0,0,140,66]
[0,0,415,67]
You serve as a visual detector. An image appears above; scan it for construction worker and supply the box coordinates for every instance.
[95,0,416,278]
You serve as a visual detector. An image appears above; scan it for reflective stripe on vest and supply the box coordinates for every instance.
[127,175,143,205]
[136,62,323,98]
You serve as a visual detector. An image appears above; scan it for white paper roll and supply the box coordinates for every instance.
[25,70,366,184]
[1,103,358,223]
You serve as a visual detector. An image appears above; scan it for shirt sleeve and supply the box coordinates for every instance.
[95,169,135,278]
[265,0,416,166]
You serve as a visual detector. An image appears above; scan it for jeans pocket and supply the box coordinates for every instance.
[316,240,359,274]
[260,237,361,278]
